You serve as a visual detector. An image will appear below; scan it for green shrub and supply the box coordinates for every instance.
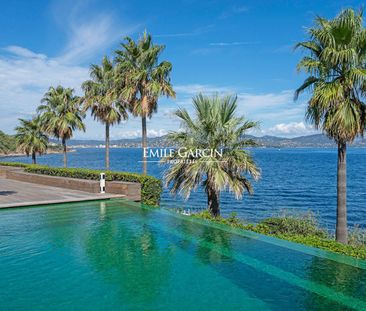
[192,211,366,260]
[256,212,327,238]
[193,211,251,230]
[24,165,162,206]
[348,225,366,247]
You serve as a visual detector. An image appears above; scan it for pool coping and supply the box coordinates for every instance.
[0,194,125,209]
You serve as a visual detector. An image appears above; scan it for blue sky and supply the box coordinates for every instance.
[0,0,364,139]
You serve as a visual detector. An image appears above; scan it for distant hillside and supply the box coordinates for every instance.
[62,133,366,148]
[56,136,166,147]
[245,134,336,147]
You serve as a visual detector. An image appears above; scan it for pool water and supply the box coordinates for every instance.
[0,199,366,310]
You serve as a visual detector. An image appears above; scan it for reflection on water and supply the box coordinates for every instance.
[305,256,366,311]
[83,202,172,305]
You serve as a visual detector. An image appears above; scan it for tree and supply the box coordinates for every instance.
[0,131,17,154]
[161,94,260,217]
[15,117,48,164]
[38,86,85,167]
[82,56,128,170]
[115,31,175,174]
[295,8,366,244]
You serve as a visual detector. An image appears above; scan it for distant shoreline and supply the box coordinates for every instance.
[65,145,366,149]
[0,149,75,158]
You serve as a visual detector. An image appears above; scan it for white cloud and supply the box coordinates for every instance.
[163,108,177,119]
[0,1,138,137]
[265,122,317,137]
[173,86,299,119]
[112,129,168,139]
[59,14,137,63]
[237,90,293,107]
[0,47,89,132]
[60,15,119,63]
[0,46,308,140]
[50,0,137,64]
[169,84,310,138]
[3,46,47,60]
[0,47,88,92]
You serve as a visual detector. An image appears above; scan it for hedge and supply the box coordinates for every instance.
[0,162,162,206]
[23,165,162,206]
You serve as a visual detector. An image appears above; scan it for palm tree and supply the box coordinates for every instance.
[82,56,128,170]
[295,8,366,244]
[15,117,48,164]
[161,94,260,217]
[115,31,175,174]
[38,86,85,168]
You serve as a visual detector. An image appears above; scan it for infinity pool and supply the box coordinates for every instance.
[1,199,366,310]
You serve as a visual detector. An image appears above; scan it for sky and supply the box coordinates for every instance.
[0,0,364,140]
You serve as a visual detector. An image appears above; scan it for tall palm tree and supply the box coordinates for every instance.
[115,31,175,174]
[295,8,366,244]
[38,86,85,168]
[161,94,260,217]
[82,56,128,170]
[15,116,48,164]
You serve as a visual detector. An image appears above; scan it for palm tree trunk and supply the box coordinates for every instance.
[31,152,36,164]
[207,184,220,217]
[62,137,67,168]
[142,114,147,175]
[336,141,348,244]
[105,122,110,170]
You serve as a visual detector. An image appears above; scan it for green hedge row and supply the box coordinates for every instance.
[0,162,162,206]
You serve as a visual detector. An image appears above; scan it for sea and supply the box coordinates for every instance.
[3,147,366,230]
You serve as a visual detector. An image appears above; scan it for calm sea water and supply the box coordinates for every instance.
[3,147,366,229]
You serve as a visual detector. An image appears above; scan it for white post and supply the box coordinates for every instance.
[100,173,106,193]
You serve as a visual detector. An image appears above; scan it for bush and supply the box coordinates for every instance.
[348,225,366,247]
[256,212,327,238]
[23,165,162,206]
[193,211,248,229]
[192,211,366,260]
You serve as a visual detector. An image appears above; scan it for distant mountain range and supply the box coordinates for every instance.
[60,134,366,148]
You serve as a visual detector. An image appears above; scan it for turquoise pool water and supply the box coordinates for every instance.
[0,200,366,310]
